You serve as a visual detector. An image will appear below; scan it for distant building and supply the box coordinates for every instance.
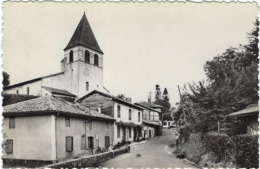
[77,90,144,144]
[135,103,162,138]
[2,96,114,166]
[4,13,108,98]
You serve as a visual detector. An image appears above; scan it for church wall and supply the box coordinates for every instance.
[42,74,67,94]
[5,80,42,96]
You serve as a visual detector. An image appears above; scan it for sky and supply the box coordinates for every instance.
[2,2,258,106]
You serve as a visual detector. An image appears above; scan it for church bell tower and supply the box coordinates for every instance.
[61,13,104,97]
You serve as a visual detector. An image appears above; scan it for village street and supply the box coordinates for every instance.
[101,129,196,168]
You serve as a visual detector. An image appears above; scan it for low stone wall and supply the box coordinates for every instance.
[43,147,129,168]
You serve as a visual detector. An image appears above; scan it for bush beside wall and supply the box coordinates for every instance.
[2,94,39,106]
[233,134,259,168]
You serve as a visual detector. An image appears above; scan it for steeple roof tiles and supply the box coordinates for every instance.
[64,13,103,54]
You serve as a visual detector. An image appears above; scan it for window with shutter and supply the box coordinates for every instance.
[117,105,121,118]
[105,136,110,148]
[138,112,141,122]
[66,136,73,152]
[65,117,70,127]
[81,135,86,150]
[129,109,132,120]
[6,139,13,154]
[117,126,120,138]
[129,127,131,138]
[9,117,15,129]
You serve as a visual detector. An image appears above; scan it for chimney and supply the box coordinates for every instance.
[125,98,132,103]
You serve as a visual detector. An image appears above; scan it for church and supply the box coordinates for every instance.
[4,13,108,99]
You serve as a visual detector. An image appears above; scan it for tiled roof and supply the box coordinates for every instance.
[5,72,64,90]
[64,13,103,54]
[3,96,114,121]
[43,86,76,97]
[138,101,163,108]
[78,90,144,110]
[143,119,160,126]
[226,105,259,117]
[135,103,161,113]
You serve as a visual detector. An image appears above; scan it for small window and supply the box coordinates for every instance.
[117,105,121,118]
[5,139,13,154]
[85,50,90,63]
[66,136,73,152]
[105,136,110,148]
[129,109,132,120]
[106,122,109,129]
[27,87,29,95]
[9,117,15,129]
[89,121,92,130]
[81,135,86,150]
[16,90,19,95]
[65,117,70,127]
[94,54,99,66]
[138,112,141,122]
[117,125,120,138]
[129,127,131,138]
[86,82,89,91]
[69,50,74,63]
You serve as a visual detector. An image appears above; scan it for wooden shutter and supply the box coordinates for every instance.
[9,117,15,129]
[66,136,73,152]
[81,136,86,150]
[129,127,131,138]
[105,136,110,148]
[6,139,13,154]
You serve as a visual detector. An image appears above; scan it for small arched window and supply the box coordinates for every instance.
[27,87,29,95]
[85,50,90,63]
[69,50,74,63]
[94,54,99,66]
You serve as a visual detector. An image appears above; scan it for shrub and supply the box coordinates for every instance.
[2,94,38,106]
[232,134,259,168]
[204,131,236,162]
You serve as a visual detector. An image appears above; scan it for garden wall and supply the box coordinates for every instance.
[43,147,129,168]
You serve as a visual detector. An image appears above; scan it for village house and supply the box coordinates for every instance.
[2,96,115,166]
[4,13,108,98]
[77,90,144,144]
[226,104,259,135]
[135,103,162,138]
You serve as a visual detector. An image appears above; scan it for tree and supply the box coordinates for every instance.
[162,88,169,101]
[154,85,171,115]
[117,94,125,100]
[154,84,161,101]
[3,71,10,89]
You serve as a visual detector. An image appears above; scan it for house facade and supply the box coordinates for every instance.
[2,96,114,165]
[135,103,162,138]
[77,90,144,144]
[4,13,107,98]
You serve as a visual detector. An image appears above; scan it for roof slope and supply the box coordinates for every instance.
[138,101,163,108]
[78,90,144,110]
[3,96,114,121]
[135,103,161,113]
[227,105,259,117]
[64,13,103,54]
[43,86,76,97]
[5,72,64,90]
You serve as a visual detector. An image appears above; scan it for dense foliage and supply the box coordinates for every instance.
[174,19,259,133]
[154,85,171,115]
[3,94,39,106]
[233,134,259,168]
[2,71,10,89]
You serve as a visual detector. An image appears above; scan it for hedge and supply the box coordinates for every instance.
[204,131,236,162]
[2,94,39,106]
[204,131,259,168]
[233,134,259,168]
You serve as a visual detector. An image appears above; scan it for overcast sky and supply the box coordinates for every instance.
[2,2,258,106]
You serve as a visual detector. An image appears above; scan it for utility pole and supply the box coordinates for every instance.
[178,85,186,124]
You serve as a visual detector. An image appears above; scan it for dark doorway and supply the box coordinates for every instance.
[88,137,94,155]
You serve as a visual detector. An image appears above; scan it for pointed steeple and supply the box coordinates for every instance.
[64,13,103,54]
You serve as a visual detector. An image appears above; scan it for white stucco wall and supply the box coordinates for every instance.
[2,115,56,161]
[55,116,113,161]
[113,102,142,144]
[4,80,43,96]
